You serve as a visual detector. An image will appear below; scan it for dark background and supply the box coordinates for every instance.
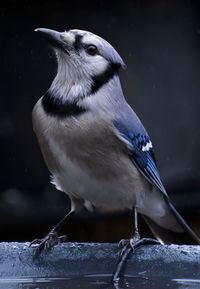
[1,0,200,242]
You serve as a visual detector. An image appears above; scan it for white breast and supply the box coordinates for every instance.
[48,137,140,209]
[33,99,151,211]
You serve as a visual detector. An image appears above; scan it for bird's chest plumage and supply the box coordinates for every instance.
[33,100,145,208]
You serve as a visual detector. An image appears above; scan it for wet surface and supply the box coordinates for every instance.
[0,276,200,289]
[0,243,200,288]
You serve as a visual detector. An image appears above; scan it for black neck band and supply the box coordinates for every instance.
[42,62,121,118]
[91,62,121,94]
[42,91,86,118]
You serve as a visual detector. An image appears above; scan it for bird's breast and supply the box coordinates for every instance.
[32,100,148,209]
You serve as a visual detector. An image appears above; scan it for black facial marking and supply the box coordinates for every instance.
[73,34,83,51]
[42,91,87,118]
[91,62,121,94]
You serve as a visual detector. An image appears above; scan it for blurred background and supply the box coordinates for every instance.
[1,0,200,243]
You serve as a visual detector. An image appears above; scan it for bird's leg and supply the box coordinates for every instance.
[113,207,160,283]
[29,209,75,258]
[118,207,140,256]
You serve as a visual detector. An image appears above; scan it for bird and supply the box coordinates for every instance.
[31,27,200,258]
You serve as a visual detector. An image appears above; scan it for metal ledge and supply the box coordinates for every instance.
[0,242,199,280]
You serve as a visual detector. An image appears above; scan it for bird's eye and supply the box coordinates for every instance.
[86,45,97,56]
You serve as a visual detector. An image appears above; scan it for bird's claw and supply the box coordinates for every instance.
[118,239,131,257]
[114,234,160,283]
[118,233,160,258]
[118,231,141,256]
[29,231,68,258]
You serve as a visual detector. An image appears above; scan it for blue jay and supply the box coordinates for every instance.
[31,28,200,257]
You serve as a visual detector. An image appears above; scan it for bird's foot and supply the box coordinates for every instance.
[113,233,160,283]
[118,231,140,257]
[29,230,68,259]
[119,231,160,257]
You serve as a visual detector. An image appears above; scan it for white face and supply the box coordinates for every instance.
[55,30,110,80]
[44,28,125,102]
[54,29,124,79]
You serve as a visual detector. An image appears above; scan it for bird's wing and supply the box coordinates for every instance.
[114,118,167,196]
[114,116,200,245]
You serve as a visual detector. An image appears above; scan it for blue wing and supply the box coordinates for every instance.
[114,119,167,195]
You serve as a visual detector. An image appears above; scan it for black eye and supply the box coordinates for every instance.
[86,45,97,56]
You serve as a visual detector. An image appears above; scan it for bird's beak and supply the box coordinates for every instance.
[35,28,69,54]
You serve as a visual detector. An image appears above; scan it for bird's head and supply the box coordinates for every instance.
[35,28,125,102]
